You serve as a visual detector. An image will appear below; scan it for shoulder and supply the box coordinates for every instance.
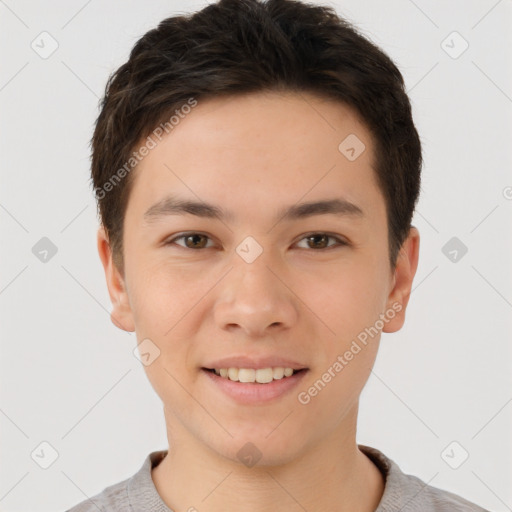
[64,450,168,512]
[65,475,132,512]
[65,476,131,512]
[64,450,166,512]
[394,470,491,512]
[359,444,492,512]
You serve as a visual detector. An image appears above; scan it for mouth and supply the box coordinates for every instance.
[200,366,309,404]
[201,367,308,383]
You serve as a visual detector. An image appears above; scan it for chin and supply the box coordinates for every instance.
[209,432,305,468]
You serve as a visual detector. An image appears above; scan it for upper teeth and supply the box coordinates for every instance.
[213,367,296,383]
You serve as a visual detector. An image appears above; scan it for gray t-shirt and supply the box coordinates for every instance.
[66,444,491,511]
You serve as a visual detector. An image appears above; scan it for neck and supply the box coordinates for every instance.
[151,406,385,512]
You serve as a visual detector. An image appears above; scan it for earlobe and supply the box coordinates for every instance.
[382,226,420,334]
[96,226,135,332]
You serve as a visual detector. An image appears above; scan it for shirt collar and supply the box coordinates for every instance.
[127,444,406,511]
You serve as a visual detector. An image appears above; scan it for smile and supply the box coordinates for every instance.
[201,367,309,404]
[205,366,300,383]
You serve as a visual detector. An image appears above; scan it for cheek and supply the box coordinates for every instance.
[127,261,203,334]
[302,260,386,335]
[129,267,201,402]
[140,353,197,427]
[295,340,379,436]
[127,264,207,386]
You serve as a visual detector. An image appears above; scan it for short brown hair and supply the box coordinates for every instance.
[90,0,422,275]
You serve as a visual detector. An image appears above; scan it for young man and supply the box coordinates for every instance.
[68,0,490,510]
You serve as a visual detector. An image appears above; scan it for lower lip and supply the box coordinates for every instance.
[201,368,309,405]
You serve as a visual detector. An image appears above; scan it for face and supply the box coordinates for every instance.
[98,91,419,465]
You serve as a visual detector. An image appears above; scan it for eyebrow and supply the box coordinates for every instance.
[143,195,364,224]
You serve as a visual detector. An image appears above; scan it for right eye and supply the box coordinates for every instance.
[165,232,215,249]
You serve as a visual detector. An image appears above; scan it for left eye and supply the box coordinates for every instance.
[166,232,347,250]
[295,233,347,250]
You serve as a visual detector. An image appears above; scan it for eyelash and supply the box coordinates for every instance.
[165,232,348,251]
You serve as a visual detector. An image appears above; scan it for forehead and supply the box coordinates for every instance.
[126,91,384,225]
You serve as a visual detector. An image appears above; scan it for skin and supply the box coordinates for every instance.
[97,91,420,512]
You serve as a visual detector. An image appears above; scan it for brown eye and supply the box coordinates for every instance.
[306,234,329,249]
[166,232,347,251]
[296,233,347,250]
[167,233,213,249]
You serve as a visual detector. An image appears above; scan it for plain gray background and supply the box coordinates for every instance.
[1,1,511,510]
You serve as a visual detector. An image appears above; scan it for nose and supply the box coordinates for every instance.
[214,252,299,338]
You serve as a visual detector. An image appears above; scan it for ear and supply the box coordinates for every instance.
[382,226,420,333]
[97,225,135,332]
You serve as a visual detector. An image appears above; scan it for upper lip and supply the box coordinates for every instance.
[202,356,308,370]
